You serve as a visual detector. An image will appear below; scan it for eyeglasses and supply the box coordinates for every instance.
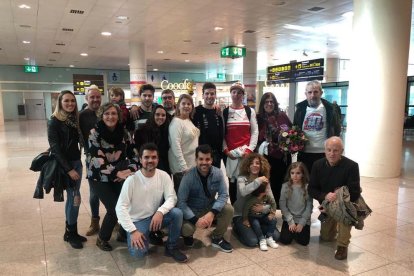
[162,96,173,100]
[265,100,274,105]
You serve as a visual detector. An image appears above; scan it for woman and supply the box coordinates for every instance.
[257,92,292,206]
[135,105,171,174]
[47,90,86,249]
[87,103,137,251]
[168,94,200,192]
[232,153,279,247]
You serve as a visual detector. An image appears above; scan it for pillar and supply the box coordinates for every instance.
[346,0,411,177]
[243,51,257,109]
[129,41,147,104]
[325,58,340,82]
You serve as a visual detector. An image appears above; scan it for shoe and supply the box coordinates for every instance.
[211,237,233,253]
[165,247,188,263]
[183,236,194,247]
[64,223,83,249]
[64,222,87,243]
[96,237,113,251]
[266,236,279,249]
[86,217,100,236]
[259,239,268,251]
[73,223,87,242]
[149,231,164,246]
[334,246,348,260]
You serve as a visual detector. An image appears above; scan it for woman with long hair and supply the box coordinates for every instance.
[47,90,86,249]
[257,92,292,206]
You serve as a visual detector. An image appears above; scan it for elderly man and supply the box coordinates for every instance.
[161,89,176,116]
[293,80,341,172]
[308,136,361,260]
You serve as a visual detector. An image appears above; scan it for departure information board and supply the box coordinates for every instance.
[267,58,324,83]
[73,74,104,95]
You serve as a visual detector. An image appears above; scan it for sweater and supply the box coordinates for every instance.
[242,194,276,220]
[279,182,313,226]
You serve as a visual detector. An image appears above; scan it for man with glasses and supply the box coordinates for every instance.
[293,80,341,172]
[161,89,176,116]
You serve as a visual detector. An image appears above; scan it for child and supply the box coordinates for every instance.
[242,182,279,251]
[109,87,134,131]
[279,162,312,246]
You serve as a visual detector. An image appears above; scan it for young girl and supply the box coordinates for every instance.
[279,162,312,246]
[109,87,133,130]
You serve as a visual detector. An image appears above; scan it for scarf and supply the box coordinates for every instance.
[96,120,124,145]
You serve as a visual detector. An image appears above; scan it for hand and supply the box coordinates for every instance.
[295,224,304,233]
[201,212,214,228]
[129,106,140,120]
[196,217,209,229]
[252,204,264,213]
[213,104,222,115]
[150,211,163,231]
[227,152,237,160]
[288,224,296,232]
[67,169,80,181]
[243,219,251,227]
[257,176,269,185]
[325,192,337,202]
[116,169,133,180]
[268,213,276,220]
[130,230,146,249]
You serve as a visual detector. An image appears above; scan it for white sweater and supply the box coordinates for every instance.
[115,169,177,233]
[168,117,200,174]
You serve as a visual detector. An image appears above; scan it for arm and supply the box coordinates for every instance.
[237,176,262,197]
[158,172,177,215]
[115,177,137,233]
[279,184,295,225]
[242,196,256,220]
[168,119,189,172]
[298,193,313,226]
[177,174,197,223]
[211,169,229,213]
[247,108,258,153]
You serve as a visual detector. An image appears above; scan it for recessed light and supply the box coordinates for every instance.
[128,63,130,66]
[69,65,75,67]
[183,40,191,42]
[24,57,30,61]
[18,4,31,9]
[22,40,30,44]
[210,42,219,45]
[181,52,189,55]
[157,50,164,54]
[163,58,171,61]
[19,24,31,28]
[116,15,129,20]
[342,11,353,18]
[214,27,224,31]
[265,36,271,39]
[101,32,112,36]
[153,68,158,71]
[237,44,245,47]
[80,53,88,56]
[185,60,190,62]
[244,30,256,33]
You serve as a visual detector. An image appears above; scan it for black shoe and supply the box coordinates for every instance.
[211,237,233,253]
[149,231,164,246]
[183,236,194,247]
[165,247,188,263]
[73,223,87,242]
[116,232,127,243]
[64,223,83,249]
[96,237,113,251]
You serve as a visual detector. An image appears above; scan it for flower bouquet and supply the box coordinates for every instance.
[278,126,308,162]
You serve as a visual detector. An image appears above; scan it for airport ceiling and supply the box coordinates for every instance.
[0,0,412,75]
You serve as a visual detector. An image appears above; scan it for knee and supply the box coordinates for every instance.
[221,203,234,217]
[128,246,148,258]
[169,208,183,223]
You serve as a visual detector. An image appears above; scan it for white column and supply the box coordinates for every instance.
[129,41,147,104]
[325,58,340,82]
[243,51,257,109]
[346,0,411,177]
[0,91,4,126]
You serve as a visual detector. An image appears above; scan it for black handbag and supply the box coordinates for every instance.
[30,150,51,172]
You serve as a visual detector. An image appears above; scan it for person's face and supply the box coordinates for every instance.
[154,108,167,126]
[249,158,261,176]
[290,167,303,185]
[325,140,343,166]
[162,93,174,110]
[203,88,216,107]
[230,89,244,105]
[178,98,192,117]
[141,90,154,108]
[102,106,119,130]
[196,152,212,175]
[264,96,275,113]
[86,89,102,111]
[305,85,323,107]
[110,93,122,104]
[140,150,159,172]
[61,93,76,113]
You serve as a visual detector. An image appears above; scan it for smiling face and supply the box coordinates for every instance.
[102,106,119,130]
[140,149,159,173]
[263,95,275,114]
[61,93,76,113]
[141,90,154,108]
[196,151,212,176]
[162,92,175,110]
[154,107,167,126]
[178,97,193,118]
[230,89,244,106]
[86,89,102,111]
[325,137,344,166]
[249,158,261,176]
[203,88,216,107]
[305,83,323,107]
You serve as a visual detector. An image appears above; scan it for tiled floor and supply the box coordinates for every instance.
[1,120,414,275]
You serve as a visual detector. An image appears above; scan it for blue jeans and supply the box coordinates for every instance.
[66,160,82,225]
[249,214,277,240]
[127,208,183,258]
[232,216,280,247]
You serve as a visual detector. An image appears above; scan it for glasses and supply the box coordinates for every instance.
[265,100,274,105]
[162,96,173,100]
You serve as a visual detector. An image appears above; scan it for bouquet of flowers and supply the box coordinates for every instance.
[278,126,308,154]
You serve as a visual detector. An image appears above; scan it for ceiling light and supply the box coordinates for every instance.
[183,40,191,42]
[153,68,158,71]
[157,50,164,54]
[18,4,31,9]
[181,52,189,55]
[101,32,112,36]
[69,65,75,67]
[116,15,129,20]
[214,27,223,31]
[22,40,30,44]
[342,11,353,19]
[24,57,30,61]
[185,60,190,62]
[237,44,245,47]
[210,42,219,45]
[80,53,88,56]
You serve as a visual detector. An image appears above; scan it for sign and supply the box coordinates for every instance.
[217,73,225,80]
[267,58,324,83]
[109,71,120,82]
[267,63,292,83]
[160,79,192,91]
[73,74,104,95]
[24,65,39,73]
[220,46,246,59]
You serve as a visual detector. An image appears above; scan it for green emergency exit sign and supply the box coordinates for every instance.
[220,46,246,59]
[24,65,39,73]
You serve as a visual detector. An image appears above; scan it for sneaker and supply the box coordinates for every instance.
[266,236,279,249]
[149,231,164,246]
[183,236,194,247]
[259,239,268,251]
[211,237,233,253]
[165,247,188,263]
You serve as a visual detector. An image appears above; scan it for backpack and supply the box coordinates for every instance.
[223,105,252,135]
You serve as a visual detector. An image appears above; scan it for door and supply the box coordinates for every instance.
[26,99,46,120]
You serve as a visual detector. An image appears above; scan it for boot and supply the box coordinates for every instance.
[64,223,83,249]
[74,223,87,242]
[86,217,100,236]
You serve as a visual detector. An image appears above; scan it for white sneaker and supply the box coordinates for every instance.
[266,236,279,249]
[259,239,268,251]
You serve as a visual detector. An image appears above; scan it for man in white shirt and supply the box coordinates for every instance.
[116,143,187,263]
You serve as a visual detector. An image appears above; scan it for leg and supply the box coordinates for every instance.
[279,221,294,245]
[173,172,184,193]
[162,208,183,250]
[126,217,152,258]
[320,216,337,242]
[267,156,290,207]
[295,224,310,246]
[336,222,352,247]
[211,203,234,239]
[249,217,265,240]
[181,220,196,238]
[228,179,237,205]
[65,160,82,225]
[259,215,277,238]
[88,178,100,218]
[232,216,259,247]
[298,152,325,173]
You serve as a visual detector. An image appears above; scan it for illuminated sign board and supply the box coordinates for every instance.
[73,74,104,95]
[220,46,246,58]
[267,63,292,83]
[24,65,39,73]
[267,58,324,83]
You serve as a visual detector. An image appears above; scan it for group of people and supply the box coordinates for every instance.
[44,79,360,263]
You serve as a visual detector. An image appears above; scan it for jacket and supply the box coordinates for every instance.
[293,98,341,138]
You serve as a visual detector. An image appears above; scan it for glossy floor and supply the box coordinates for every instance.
[1,120,414,276]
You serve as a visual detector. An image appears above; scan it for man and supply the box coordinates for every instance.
[177,144,234,253]
[132,84,156,130]
[161,89,176,116]
[115,143,187,263]
[293,80,341,172]
[79,84,102,236]
[223,82,258,204]
[308,136,361,260]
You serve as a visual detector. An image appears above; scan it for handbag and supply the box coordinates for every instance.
[30,150,51,172]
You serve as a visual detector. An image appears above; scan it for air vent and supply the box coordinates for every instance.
[49,59,56,62]
[88,46,96,49]
[244,30,256,33]
[62,28,74,32]
[19,25,31,28]
[70,9,85,14]
[181,52,189,55]
[51,51,61,54]
[163,58,171,61]
[56,43,66,46]
[308,7,325,12]
[210,42,219,45]
[183,40,191,42]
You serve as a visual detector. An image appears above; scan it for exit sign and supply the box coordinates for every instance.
[24,65,39,73]
[220,46,246,59]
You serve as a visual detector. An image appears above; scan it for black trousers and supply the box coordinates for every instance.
[265,155,290,207]
[297,152,325,173]
[279,221,310,246]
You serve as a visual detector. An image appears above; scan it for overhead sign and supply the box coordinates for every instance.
[24,65,39,73]
[109,71,120,82]
[267,58,324,83]
[73,74,104,95]
[160,79,192,91]
[220,46,246,59]
[267,63,292,83]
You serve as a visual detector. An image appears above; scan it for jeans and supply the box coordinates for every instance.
[249,214,277,240]
[320,216,352,247]
[85,160,100,218]
[232,216,280,247]
[65,160,82,225]
[127,208,183,258]
[280,221,310,246]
